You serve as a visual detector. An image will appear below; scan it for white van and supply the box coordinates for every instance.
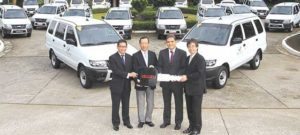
[70,0,88,7]
[155,7,187,39]
[265,2,300,32]
[175,0,188,8]
[198,0,215,9]
[103,7,133,39]
[45,17,137,88]
[177,14,267,89]
[31,3,66,29]
[197,6,226,22]
[0,5,32,38]
[119,0,132,8]
[23,0,39,16]
[92,0,111,9]
[245,0,269,18]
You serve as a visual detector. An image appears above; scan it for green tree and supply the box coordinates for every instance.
[153,0,175,8]
[132,0,148,13]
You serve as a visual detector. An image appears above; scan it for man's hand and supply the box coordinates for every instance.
[129,72,138,78]
[180,75,187,82]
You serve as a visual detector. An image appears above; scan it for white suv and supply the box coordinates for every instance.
[103,7,133,39]
[155,7,187,39]
[31,3,66,29]
[265,2,300,32]
[177,14,267,89]
[46,17,137,88]
[92,0,111,9]
[175,0,188,8]
[23,0,39,17]
[119,0,132,8]
[198,0,215,9]
[244,0,269,18]
[0,5,32,38]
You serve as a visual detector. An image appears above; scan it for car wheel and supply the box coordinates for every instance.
[288,23,293,32]
[265,27,269,32]
[33,26,37,29]
[127,34,131,40]
[213,66,228,89]
[79,66,92,89]
[250,51,261,70]
[27,32,32,37]
[50,51,61,69]
[1,29,7,38]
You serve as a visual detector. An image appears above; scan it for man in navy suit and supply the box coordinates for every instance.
[133,36,158,128]
[158,34,187,130]
[109,39,137,131]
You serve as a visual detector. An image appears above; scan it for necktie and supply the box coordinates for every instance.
[189,56,193,65]
[170,50,174,64]
[121,55,125,65]
[144,52,148,67]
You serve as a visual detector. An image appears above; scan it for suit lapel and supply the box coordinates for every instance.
[139,51,147,67]
[118,53,126,70]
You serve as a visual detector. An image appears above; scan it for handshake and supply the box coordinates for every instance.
[128,72,138,78]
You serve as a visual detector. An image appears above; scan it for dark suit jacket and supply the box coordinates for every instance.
[184,53,206,95]
[158,48,186,88]
[133,50,158,90]
[109,52,133,94]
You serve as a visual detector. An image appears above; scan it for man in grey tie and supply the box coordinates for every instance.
[132,36,158,128]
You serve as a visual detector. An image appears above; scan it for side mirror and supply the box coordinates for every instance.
[231,37,243,45]
[59,13,62,17]
[200,14,203,17]
[66,38,77,46]
[86,13,90,17]
[131,16,134,19]
[101,16,105,19]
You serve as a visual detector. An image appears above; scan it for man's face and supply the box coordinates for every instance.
[166,37,176,50]
[117,42,127,55]
[140,38,149,51]
[187,42,198,55]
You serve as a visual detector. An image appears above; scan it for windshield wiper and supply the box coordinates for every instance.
[199,40,216,45]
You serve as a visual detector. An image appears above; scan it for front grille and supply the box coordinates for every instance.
[270,19,283,24]
[257,10,266,13]
[166,25,180,29]
[27,8,35,11]
[12,24,26,29]
[113,25,123,30]
[35,18,47,22]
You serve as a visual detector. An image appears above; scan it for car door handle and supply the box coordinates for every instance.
[256,39,258,41]
[52,39,55,42]
[243,44,246,47]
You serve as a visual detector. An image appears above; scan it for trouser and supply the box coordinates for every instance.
[162,85,183,124]
[185,94,203,132]
[111,89,131,126]
[136,87,155,122]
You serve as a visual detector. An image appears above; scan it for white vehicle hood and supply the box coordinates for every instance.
[32,13,57,20]
[266,14,294,20]
[80,44,137,60]
[251,6,269,11]
[3,19,31,25]
[23,5,39,9]
[104,19,132,26]
[157,19,186,25]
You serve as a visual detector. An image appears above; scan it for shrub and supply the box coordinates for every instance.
[180,7,197,14]
[139,10,156,20]
[92,8,109,14]
[133,21,156,30]
[153,0,176,8]
[132,0,148,13]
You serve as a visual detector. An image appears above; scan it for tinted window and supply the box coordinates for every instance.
[231,25,243,45]
[254,19,263,34]
[205,8,226,17]
[269,6,292,15]
[64,9,85,17]
[55,23,67,40]
[242,22,256,39]
[232,6,252,14]
[24,0,38,5]
[159,10,183,19]
[66,26,76,42]
[4,9,27,19]
[57,7,61,14]
[48,20,57,34]
[106,10,129,20]
[37,6,57,14]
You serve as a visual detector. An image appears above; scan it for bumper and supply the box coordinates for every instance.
[265,23,292,29]
[86,67,112,82]
[32,21,49,27]
[2,28,32,35]
[157,28,187,36]
[206,66,222,81]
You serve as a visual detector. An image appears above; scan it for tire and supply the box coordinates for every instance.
[1,29,7,38]
[50,51,61,69]
[212,66,228,89]
[157,34,162,39]
[265,27,269,32]
[288,23,293,32]
[33,26,37,29]
[250,51,261,70]
[27,32,31,37]
[78,66,92,89]
[127,34,131,40]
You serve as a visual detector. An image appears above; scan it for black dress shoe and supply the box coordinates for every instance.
[113,126,119,131]
[174,124,181,130]
[189,130,200,135]
[124,123,133,129]
[145,121,155,127]
[183,127,192,134]
[160,123,170,128]
[138,122,144,128]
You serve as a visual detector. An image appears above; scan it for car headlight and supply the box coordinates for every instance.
[26,24,32,28]
[283,19,291,24]
[157,24,165,29]
[89,60,107,68]
[205,59,217,67]
[180,24,187,29]
[123,25,132,29]
[3,24,12,29]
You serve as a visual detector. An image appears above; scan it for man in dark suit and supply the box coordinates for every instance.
[109,39,137,131]
[133,36,158,128]
[158,34,187,130]
[180,39,206,135]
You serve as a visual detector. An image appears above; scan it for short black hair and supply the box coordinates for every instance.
[117,39,127,46]
[139,36,150,44]
[187,38,199,47]
[166,34,176,40]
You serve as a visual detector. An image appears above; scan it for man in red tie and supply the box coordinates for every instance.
[158,34,187,130]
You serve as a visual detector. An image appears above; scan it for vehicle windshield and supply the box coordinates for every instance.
[106,10,129,20]
[77,24,121,46]
[64,9,85,17]
[94,0,104,2]
[37,6,57,14]
[232,6,252,14]
[55,1,66,4]
[23,0,38,5]
[176,0,186,2]
[121,0,130,2]
[250,1,267,7]
[202,0,213,4]
[4,9,27,19]
[72,0,82,4]
[159,10,183,19]
[183,23,232,46]
[204,8,226,17]
[269,6,292,15]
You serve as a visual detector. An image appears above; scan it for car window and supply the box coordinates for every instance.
[66,26,76,45]
[231,24,243,45]
[226,7,232,14]
[254,19,263,34]
[57,7,61,14]
[242,21,256,39]
[294,6,299,14]
[106,10,129,20]
[54,22,67,40]
[48,20,57,34]
[60,6,65,12]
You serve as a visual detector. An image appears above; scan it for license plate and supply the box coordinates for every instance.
[259,13,264,15]
[15,30,24,33]
[36,22,44,26]
[169,30,177,34]
[270,25,281,28]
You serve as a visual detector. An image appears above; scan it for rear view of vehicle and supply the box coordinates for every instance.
[175,0,188,8]
[92,0,111,9]
[198,0,215,9]
[119,0,132,8]
[63,6,92,18]
[23,0,39,17]
[245,0,269,18]
[197,6,226,22]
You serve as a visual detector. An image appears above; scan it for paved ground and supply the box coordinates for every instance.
[0,27,300,135]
